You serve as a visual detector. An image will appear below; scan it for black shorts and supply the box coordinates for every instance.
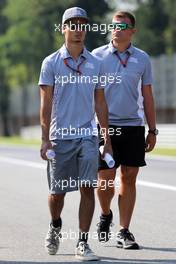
[99,125,146,170]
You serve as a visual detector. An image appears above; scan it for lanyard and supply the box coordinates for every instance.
[115,51,130,68]
[64,57,85,75]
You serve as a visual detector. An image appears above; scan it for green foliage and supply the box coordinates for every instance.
[0,0,111,135]
[1,0,111,85]
[134,0,176,55]
[1,0,176,135]
[162,0,176,55]
[0,0,11,136]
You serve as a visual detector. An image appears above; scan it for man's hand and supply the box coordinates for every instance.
[145,133,156,152]
[102,140,113,158]
[40,140,53,160]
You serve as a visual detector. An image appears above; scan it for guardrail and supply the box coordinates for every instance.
[153,124,176,148]
[20,124,176,148]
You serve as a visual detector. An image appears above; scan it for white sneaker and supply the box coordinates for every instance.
[75,241,99,261]
[45,224,61,255]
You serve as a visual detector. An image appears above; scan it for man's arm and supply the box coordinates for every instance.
[142,84,156,152]
[94,89,112,155]
[40,85,53,160]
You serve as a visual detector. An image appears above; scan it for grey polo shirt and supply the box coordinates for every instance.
[92,42,153,126]
[39,44,103,140]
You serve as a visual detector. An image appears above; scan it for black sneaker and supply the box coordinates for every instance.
[117,228,140,249]
[97,210,113,242]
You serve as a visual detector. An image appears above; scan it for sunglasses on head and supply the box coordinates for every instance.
[112,22,134,31]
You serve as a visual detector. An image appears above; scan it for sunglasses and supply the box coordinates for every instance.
[112,22,134,31]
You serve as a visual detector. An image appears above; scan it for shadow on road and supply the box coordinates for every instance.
[141,246,176,252]
[104,244,176,253]
[0,258,176,264]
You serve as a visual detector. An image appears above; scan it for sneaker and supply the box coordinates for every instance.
[75,241,99,261]
[116,228,139,249]
[97,209,113,242]
[45,223,62,255]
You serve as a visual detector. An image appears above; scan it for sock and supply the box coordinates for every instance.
[77,232,89,246]
[51,217,62,228]
[102,209,112,218]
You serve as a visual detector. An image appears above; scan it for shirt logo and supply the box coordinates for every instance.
[85,62,95,69]
[129,57,138,63]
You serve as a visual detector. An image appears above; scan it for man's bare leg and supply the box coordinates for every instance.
[116,165,140,249]
[97,168,116,215]
[48,193,66,221]
[96,168,116,242]
[79,187,95,235]
[45,193,66,255]
[118,166,139,229]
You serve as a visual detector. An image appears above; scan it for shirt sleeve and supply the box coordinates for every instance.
[95,61,105,90]
[142,56,153,86]
[38,58,54,86]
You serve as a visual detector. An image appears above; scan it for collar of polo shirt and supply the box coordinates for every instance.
[59,44,88,60]
[108,41,135,55]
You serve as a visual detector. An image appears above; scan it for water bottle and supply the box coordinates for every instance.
[99,146,115,168]
[46,149,56,160]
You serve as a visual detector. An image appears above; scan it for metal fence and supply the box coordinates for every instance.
[21,124,176,148]
[154,124,176,148]
[1,53,175,136]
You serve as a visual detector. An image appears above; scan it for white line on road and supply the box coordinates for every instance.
[0,156,176,192]
[137,180,176,191]
[0,156,46,169]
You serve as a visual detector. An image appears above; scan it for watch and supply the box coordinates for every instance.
[148,128,159,135]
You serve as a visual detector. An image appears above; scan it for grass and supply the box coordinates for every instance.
[150,148,176,157]
[0,136,40,146]
[0,136,176,157]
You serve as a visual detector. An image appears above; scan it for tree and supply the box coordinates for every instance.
[0,0,10,136]
[134,0,168,56]
[122,0,176,56]
[163,0,176,54]
[74,0,112,50]
[0,0,112,135]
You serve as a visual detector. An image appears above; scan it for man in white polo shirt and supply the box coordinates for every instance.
[39,7,111,261]
[92,11,158,249]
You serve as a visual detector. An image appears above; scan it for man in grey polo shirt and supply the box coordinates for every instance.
[39,7,111,261]
[92,11,158,249]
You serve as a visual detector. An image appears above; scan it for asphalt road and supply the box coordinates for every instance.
[0,145,176,264]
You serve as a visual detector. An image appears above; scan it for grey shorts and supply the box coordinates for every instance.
[47,136,99,194]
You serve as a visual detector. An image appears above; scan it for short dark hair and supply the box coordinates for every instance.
[113,11,136,27]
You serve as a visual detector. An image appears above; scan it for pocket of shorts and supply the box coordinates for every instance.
[84,136,99,153]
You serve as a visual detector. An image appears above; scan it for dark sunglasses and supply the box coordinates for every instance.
[112,22,134,31]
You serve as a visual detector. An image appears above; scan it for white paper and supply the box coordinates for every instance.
[99,146,115,168]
